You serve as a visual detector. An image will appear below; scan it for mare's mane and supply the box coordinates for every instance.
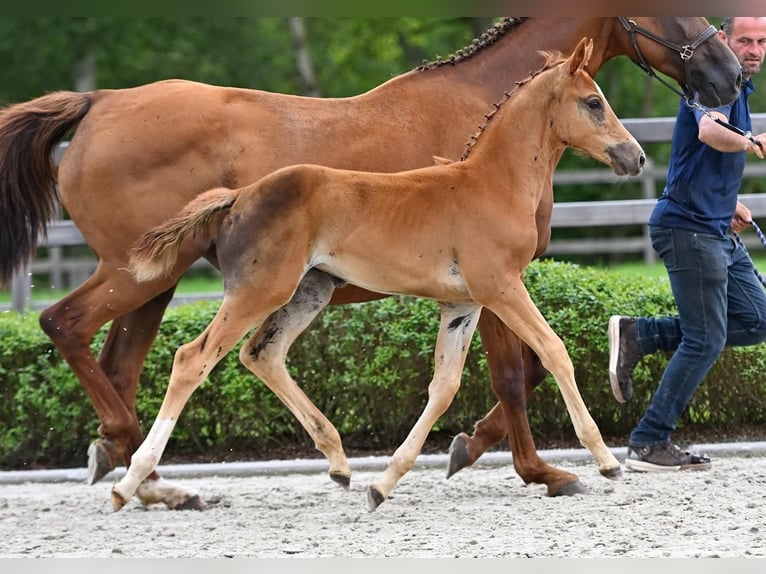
[416,17,526,71]
[459,50,566,161]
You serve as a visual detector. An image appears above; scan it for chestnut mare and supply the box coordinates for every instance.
[113,39,645,512]
[0,18,740,510]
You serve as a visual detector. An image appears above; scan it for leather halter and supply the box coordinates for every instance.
[619,18,760,149]
[618,17,718,100]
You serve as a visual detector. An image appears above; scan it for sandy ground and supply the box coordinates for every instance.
[1,449,766,559]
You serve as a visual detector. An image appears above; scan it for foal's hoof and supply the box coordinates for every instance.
[366,486,386,511]
[600,465,623,481]
[330,471,351,489]
[170,494,207,511]
[87,440,118,485]
[111,487,130,512]
[548,479,588,497]
[446,433,472,478]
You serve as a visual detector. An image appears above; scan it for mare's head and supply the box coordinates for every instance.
[619,17,741,107]
[546,38,645,177]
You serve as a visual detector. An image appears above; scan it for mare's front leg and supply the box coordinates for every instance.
[368,303,481,511]
[448,311,585,496]
[111,294,263,511]
[239,270,352,487]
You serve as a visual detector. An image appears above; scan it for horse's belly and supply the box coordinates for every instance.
[313,256,471,302]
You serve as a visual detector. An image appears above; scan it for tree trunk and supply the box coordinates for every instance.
[288,17,320,97]
[73,50,96,92]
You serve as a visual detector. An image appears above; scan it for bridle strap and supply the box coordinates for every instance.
[617,17,718,100]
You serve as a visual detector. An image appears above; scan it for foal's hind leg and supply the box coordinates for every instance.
[239,270,352,487]
[368,303,481,511]
[94,286,206,509]
[448,312,584,496]
[112,294,266,510]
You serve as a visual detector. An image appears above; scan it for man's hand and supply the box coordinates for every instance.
[732,200,753,233]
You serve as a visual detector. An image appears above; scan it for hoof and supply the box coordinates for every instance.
[548,479,588,497]
[171,494,207,511]
[446,433,472,478]
[366,486,386,511]
[111,487,129,512]
[600,465,623,481]
[330,471,351,489]
[87,440,117,485]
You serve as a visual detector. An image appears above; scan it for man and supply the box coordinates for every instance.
[609,17,766,472]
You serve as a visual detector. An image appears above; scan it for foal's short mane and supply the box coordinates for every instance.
[416,17,526,71]
[459,50,565,161]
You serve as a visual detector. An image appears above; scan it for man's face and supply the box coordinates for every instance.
[720,17,766,78]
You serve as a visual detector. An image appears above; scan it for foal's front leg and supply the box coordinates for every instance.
[367,302,481,511]
[448,313,585,496]
[485,278,621,480]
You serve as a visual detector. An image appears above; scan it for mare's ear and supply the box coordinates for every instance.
[568,37,594,74]
[432,155,453,166]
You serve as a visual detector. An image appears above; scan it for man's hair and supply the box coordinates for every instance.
[721,17,735,35]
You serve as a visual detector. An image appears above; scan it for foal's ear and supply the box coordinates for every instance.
[432,155,453,166]
[568,37,594,74]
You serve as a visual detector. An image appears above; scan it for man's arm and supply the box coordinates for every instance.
[698,110,766,158]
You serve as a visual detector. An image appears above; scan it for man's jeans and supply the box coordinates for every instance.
[630,225,766,446]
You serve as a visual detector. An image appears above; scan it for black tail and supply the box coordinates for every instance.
[0,91,91,285]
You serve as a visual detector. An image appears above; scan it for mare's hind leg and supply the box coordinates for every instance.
[39,263,181,467]
[448,312,584,496]
[368,303,481,511]
[40,257,207,510]
[239,269,351,487]
[111,293,267,511]
[483,280,621,481]
[87,286,176,483]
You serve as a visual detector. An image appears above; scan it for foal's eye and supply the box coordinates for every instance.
[586,97,602,111]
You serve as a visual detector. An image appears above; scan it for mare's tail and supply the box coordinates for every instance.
[129,187,238,282]
[0,91,91,285]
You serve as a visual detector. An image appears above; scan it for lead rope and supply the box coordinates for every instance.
[734,220,766,288]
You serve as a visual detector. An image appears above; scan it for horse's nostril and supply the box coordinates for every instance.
[640,153,646,167]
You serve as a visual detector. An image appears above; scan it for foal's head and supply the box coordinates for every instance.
[547,38,646,176]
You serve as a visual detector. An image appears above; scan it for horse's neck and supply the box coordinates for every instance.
[379,18,613,100]
[462,79,564,207]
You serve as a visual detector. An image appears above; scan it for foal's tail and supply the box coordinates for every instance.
[130,187,239,282]
[0,91,91,286]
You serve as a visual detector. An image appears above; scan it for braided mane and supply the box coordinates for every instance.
[459,50,565,161]
[416,17,527,71]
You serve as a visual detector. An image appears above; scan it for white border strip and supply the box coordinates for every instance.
[2,441,765,484]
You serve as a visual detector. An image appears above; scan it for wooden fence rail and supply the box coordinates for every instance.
[5,114,766,312]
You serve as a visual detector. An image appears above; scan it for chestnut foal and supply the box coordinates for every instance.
[114,39,644,512]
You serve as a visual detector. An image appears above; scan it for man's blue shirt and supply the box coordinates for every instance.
[649,79,755,237]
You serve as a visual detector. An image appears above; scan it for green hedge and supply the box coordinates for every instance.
[2,259,766,470]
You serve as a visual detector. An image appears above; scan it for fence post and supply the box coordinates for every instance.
[10,262,31,313]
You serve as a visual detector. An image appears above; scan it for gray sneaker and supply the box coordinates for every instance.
[608,315,642,403]
[625,443,712,472]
